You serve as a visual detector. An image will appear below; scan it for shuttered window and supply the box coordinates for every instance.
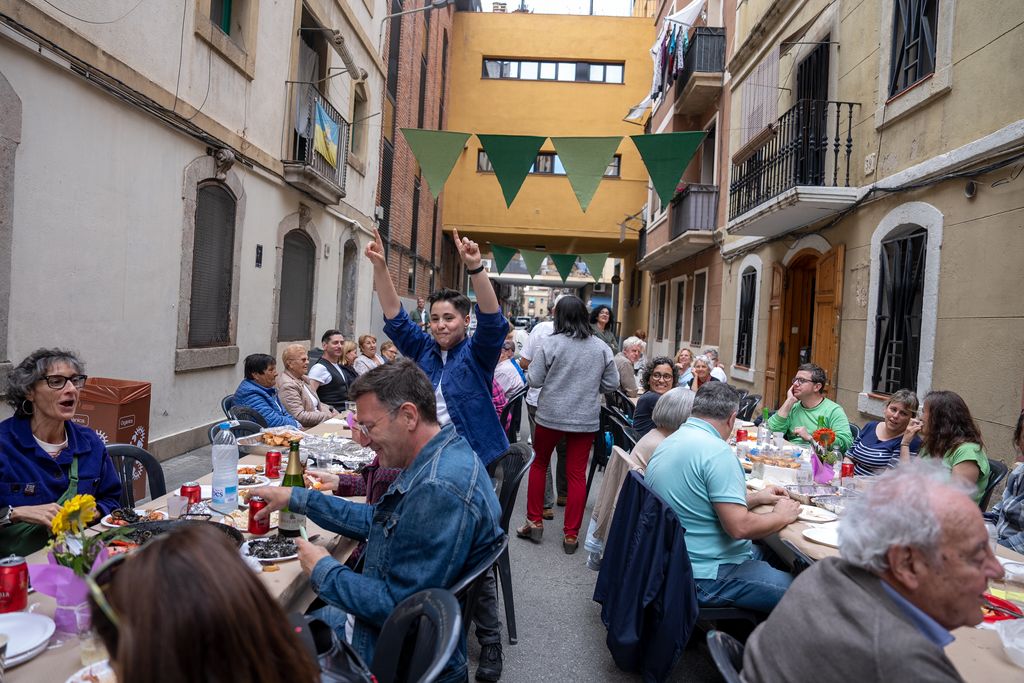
[278,230,316,342]
[188,183,236,348]
[740,47,780,146]
[690,271,707,346]
[872,228,927,393]
[736,267,757,367]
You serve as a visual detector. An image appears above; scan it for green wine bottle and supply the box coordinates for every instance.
[278,440,306,538]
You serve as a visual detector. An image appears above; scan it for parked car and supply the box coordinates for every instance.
[513,316,532,329]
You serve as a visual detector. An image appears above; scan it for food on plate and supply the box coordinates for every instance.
[260,431,305,447]
[237,464,265,475]
[262,564,280,573]
[238,476,261,487]
[246,536,297,560]
[223,508,279,530]
[107,508,164,526]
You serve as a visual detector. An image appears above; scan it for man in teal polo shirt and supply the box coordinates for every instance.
[766,363,853,452]
[646,382,800,612]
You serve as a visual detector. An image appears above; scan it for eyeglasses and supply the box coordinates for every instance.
[651,372,674,381]
[355,406,401,438]
[791,377,813,386]
[43,374,87,390]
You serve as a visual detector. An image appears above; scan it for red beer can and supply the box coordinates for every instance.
[0,556,29,613]
[265,451,282,479]
[180,481,202,505]
[735,429,748,443]
[841,462,855,479]
[248,496,271,535]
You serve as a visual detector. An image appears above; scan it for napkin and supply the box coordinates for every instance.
[995,619,1024,669]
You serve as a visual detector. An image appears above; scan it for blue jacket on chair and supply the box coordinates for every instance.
[233,379,301,428]
[593,471,700,683]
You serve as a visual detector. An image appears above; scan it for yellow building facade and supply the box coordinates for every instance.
[444,12,654,331]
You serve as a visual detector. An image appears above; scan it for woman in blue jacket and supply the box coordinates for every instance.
[366,227,509,467]
[233,354,301,429]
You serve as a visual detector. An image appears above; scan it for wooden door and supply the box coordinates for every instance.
[763,263,785,410]
[812,245,845,399]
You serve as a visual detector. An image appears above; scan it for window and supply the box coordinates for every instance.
[409,179,421,293]
[736,267,756,367]
[417,56,428,128]
[386,0,403,100]
[188,183,236,347]
[278,230,316,341]
[477,151,621,177]
[673,280,686,349]
[690,271,707,346]
[872,228,927,393]
[210,0,231,34]
[656,283,668,341]
[438,31,449,128]
[350,85,369,162]
[740,47,779,146]
[481,59,625,83]
[889,0,939,98]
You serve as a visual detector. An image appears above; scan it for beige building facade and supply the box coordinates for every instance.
[717,0,1024,450]
[0,0,387,457]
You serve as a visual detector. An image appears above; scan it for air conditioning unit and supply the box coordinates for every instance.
[593,283,608,293]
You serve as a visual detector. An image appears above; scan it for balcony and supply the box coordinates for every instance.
[673,27,726,116]
[728,100,860,237]
[639,184,718,271]
[283,84,349,205]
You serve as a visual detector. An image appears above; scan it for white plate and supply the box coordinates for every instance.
[237,475,270,489]
[236,464,266,476]
[0,612,55,667]
[100,509,168,528]
[66,659,116,683]
[802,525,840,548]
[798,505,838,523]
[240,539,298,563]
[745,478,767,491]
[222,509,279,531]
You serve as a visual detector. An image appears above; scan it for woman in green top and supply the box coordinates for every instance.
[589,305,618,354]
[905,390,990,504]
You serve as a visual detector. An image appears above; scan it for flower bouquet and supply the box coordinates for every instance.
[27,494,109,633]
[809,417,840,485]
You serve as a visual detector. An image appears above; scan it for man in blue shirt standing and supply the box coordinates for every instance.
[253,360,503,683]
[645,382,799,613]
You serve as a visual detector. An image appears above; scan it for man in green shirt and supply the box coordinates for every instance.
[766,363,853,453]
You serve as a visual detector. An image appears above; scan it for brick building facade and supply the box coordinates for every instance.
[377,1,463,300]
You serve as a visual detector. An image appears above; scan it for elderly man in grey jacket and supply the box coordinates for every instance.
[741,460,1004,683]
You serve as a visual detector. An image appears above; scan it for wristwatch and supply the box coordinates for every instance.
[0,505,12,527]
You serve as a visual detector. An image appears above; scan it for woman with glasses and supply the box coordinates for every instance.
[89,523,321,683]
[0,348,122,555]
[518,296,619,553]
[632,357,680,438]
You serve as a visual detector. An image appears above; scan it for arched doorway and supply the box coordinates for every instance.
[278,229,316,342]
[339,238,358,338]
[763,242,845,408]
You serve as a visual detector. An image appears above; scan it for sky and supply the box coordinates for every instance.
[482,0,634,17]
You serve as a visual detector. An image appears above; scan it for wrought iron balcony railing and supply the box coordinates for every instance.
[678,27,725,91]
[729,99,857,219]
[285,82,349,199]
[670,184,719,240]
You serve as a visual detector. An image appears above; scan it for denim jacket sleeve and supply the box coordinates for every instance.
[290,486,373,540]
[467,306,508,373]
[305,481,480,627]
[383,306,433,361]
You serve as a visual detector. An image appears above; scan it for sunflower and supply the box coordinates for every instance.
[50,494,98,536]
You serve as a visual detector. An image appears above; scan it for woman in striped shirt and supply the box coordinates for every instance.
[846,390,921,475]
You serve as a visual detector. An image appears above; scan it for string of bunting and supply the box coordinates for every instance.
[489,244,610,283]
[399,128,705,210]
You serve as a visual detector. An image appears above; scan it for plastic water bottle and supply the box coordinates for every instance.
[211,422,239,514]
[757,408,771,446]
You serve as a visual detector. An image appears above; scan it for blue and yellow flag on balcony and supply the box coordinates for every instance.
[313,101,339,168]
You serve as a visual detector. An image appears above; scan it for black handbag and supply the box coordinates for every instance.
[289,614,375,683]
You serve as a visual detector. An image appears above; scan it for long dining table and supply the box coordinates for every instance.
[9,420,361,682]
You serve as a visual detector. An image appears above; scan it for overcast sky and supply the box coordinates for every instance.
[483,0,634,16]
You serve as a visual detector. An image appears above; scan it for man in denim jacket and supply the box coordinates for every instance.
[253,359,503,682]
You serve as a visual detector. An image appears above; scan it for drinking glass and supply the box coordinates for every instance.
[166,494,188,520]
[75,606,106,667]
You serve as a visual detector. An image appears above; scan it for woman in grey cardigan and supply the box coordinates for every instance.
[518,296,619,553]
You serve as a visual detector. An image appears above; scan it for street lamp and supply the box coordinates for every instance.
[378,0,455,52]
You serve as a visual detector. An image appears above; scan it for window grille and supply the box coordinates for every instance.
[690,272,707,346]
[278,230,316,342]
[872,228,927,393]
[736,267,757,366]
[673,281,686,348]
[656,284,667,341]
[889,0,939,97]
[188,183,235,347]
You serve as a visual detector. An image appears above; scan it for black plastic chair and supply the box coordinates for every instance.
[607,390,636,423]
[499,387,528,444]
[737,394,762,422]
[706,630,745,683]
[752,408,774,426]
[371,588,462,683]
[488,443,534,644]
[229,405,269,428]
[980,458,1010,511]
[849,422,861,441]
[106,444,167,507]
[220,394,235,420]
[208,419,263,443]
[448,536,509,637]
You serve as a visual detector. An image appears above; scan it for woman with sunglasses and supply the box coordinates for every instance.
[0,349,122,556]
[89,523,321,683]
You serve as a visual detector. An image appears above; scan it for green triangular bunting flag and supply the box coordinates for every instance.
[579,253,609,282]
[630,131,706,207]
[490,244,517,273]
[400,129,471,198]
[549,254,578,282]
[519,250,546,277]
[550,137,621,211]
[477,134,547,207]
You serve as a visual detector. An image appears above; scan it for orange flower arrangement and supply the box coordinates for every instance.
[812,427,836,450]
[811,417,840,465]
